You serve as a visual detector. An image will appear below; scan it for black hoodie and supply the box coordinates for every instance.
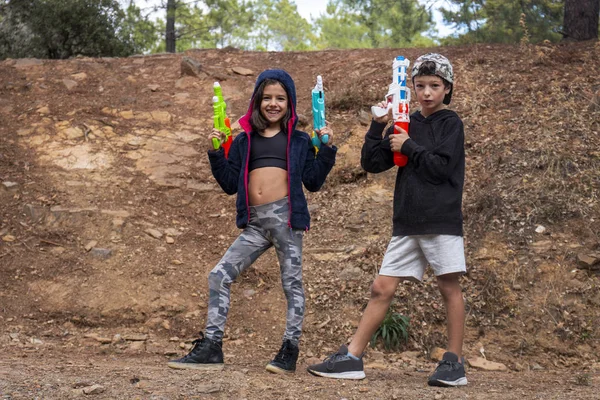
[361,109,464,236]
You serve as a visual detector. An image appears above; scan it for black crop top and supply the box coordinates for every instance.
[249,131,288,171]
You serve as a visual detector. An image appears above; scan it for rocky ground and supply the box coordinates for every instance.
[0,42,599,399]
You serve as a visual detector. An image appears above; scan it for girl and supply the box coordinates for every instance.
[168,69,336,374]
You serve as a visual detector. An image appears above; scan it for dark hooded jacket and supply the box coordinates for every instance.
[361,109,464,236]
[208,69,337,230]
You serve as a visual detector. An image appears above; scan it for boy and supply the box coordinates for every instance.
[307,53,467,387]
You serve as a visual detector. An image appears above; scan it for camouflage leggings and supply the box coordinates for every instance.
[205,197,305,344]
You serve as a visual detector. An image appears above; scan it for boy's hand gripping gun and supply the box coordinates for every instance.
[311,75,329,151]
[371,56,410,167]
[212,82,232,158]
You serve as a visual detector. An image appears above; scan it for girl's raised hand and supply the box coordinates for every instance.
[208,128,223,151]
[316,121,333,146]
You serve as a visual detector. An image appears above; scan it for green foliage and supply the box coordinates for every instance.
[203,0,255,49]
[321,0,433,48]
[121,1,161,54]
[0,0,135,59]
[371,310,410,351]
[0,5,45,59]
[173,3,212,51]
[440,0,563,45]
[314,2,371,49]
[251,0,315,51]
[154,0,255,51]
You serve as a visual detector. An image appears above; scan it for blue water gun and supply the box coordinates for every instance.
[311,75,329,150]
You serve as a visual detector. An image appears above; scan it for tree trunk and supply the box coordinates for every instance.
[166,0,176,53]
[563,0,599,41]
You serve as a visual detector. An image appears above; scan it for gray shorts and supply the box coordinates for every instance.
[379,235,466,282]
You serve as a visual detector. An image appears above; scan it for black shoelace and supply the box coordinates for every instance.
[324,351,350,369]
[183,332,210,359]
[274,342,295,363]
[436,360,459,371]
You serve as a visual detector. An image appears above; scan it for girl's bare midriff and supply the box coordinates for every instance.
[248,167,288,206]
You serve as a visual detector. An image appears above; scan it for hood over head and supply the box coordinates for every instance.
[239,69,298,134]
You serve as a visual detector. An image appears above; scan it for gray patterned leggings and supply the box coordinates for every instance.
[205,197,305,344]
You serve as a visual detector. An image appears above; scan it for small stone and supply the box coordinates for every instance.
[145,228,163,239]
[37,106,50,115]
[71,72,88,81]
[94,336,112,344]
[72,381,94,389]
[2,235,16,242]
[148,84,160,92]
[90,248,113,259]
[164,228,181,236]
[120,110,134,119]
[63,127,84,139]
[123,334,148,341]
[2,181,18,191]
[128,341,145,351]
[365,362,387,370]
[535,225,546,234]
[430,347,446,361]
[84,240,98,252]
[197,384,221,394]
[180,56,205,78]
[531,240,553,254]
[577,253,599,269]
[151,111,172,123]
[232,66,254,76]
[467,356,508,371]
[62,79,78,90]
[17,128,33,136]
[82,384,105,395]
[166,236,175,244]
[50,246,65,255]
[531,362,544,371]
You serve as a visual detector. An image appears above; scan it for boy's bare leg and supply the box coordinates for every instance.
[436,273,464,358]
[348,275,402,357]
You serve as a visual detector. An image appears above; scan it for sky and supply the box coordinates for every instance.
[133,0,453,38]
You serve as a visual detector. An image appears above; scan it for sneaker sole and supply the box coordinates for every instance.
[428,377,468,387]
[307,369,366,380]
[167,361,224,371]
[265,364,294,375]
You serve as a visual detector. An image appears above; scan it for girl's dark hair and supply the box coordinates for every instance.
[415,61,451,89]
[250,79,293,133]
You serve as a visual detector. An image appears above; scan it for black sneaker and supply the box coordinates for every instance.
[167,332,224,371]
[266,339,299,374]
[428,351,468,387]
[307,345,366,380]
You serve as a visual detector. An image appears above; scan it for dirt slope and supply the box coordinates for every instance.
[0,42,599,399]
